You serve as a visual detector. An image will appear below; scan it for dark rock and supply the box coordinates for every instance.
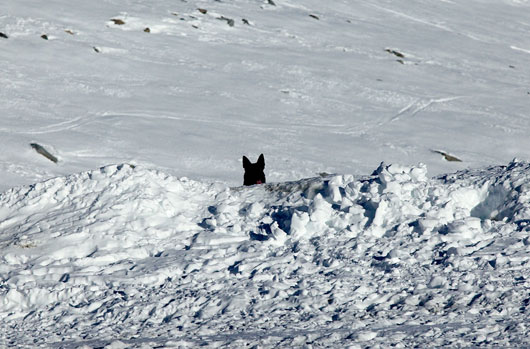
[432,150,462,162]
[30,143,58,163]
[111,19,126,25]
[385,49,405,58]
[219,16,235,27]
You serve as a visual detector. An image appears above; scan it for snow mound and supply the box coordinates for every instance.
[1,161,529,347]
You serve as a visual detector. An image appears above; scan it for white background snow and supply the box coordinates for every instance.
[1,0,529,347]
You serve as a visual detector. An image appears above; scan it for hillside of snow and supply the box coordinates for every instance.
[2,0,530,347]
[1,0,530,190]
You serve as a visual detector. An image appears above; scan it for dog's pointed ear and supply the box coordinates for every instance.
[257,154,265,169]
[243,156,251,169]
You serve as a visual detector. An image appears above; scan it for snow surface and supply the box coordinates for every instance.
[1,0,530,347]
[1,0,530,190]
[1,161,530,347]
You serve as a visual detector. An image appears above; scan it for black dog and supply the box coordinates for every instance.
[243,154,266,186]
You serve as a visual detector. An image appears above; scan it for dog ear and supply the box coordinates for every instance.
[257,154,265,169]
[243,156,251,169]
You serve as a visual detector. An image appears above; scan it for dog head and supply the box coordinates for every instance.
[243,154,266,186]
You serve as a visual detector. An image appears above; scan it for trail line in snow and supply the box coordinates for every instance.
[511,45,530,55]
[0,116,96,135]
[335,96,464,136]
[101,110,345,130]
[366,3,453,32]
[390,96,464,122]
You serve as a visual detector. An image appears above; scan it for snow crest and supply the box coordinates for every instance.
[1,162,529,347]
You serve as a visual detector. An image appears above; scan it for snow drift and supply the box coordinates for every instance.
[1,161,529,347]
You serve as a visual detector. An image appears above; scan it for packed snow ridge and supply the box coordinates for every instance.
[1,161,529,347]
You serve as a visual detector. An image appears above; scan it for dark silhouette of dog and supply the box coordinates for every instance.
[243,154,266,186]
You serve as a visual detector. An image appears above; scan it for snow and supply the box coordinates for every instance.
[1,161,529,347]
[1,0,530,347]
[2,0,530,191]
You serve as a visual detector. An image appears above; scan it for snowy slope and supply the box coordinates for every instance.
[1,0,530,191]
[1,161,529,347]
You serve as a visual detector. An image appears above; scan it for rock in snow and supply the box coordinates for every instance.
[1,161,529,347]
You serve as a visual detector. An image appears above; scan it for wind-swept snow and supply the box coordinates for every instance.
[1,161,529,347]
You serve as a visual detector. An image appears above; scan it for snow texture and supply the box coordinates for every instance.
[1,161,529,347]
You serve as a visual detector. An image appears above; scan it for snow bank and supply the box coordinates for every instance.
[1,161,529,347]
